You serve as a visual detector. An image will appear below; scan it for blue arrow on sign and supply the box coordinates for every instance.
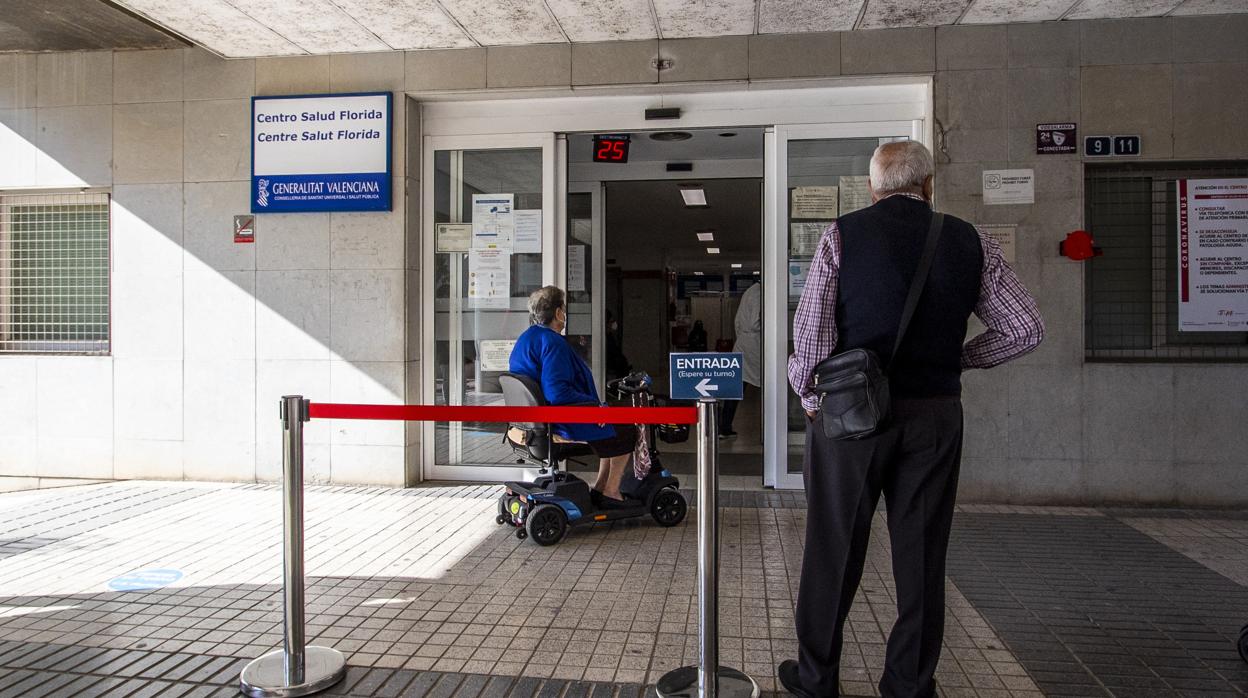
[669,352,744,400]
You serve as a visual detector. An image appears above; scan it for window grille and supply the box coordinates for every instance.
[1084,162,1248,362]
[0,192,110,354]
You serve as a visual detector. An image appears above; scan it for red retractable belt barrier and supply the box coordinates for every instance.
[307,402,698,425]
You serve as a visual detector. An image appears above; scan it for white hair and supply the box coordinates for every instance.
[869,140,934,195]
[528,285,565,326]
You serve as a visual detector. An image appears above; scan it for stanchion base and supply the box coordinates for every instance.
[656,665,760,698]
[239,646,347,698]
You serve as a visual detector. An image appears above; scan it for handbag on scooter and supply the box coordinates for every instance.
[812,211,944,440]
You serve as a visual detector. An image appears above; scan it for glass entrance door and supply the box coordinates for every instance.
[423,134,557,481]
[763,122,923,489]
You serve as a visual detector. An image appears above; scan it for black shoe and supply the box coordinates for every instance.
[778,660,815,698]
[718,430,737,439]
[598,495,631,510]
[590,489,606,508]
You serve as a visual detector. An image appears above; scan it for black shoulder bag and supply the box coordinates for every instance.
[812,211,944,440]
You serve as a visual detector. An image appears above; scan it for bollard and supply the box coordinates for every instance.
[656,399,759,698]
[239,396,347,698]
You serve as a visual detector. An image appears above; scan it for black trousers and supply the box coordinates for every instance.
[796,398,963,698]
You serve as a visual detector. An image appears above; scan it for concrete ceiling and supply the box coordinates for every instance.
[0,0,185,52]
[106,0,1248,58]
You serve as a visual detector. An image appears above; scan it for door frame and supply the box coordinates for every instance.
[416,80,933,485]
[763,120,926,490]
[420,131,557,483]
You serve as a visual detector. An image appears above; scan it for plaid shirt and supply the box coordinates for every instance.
[787,194,1045,412]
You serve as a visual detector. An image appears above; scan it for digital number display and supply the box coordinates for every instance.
[592,135,630,163]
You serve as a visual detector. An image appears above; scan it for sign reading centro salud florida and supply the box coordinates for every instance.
[252,92,392,213]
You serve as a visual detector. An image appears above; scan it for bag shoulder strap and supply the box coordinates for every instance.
[889,211,944,366]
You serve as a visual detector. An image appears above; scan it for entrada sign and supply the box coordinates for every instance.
[670,352,744,400]
[251,92,392,213]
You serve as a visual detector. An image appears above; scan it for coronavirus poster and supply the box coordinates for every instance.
[1177,178,1248,331]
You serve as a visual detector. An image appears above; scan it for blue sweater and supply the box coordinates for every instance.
[509,324,615,443]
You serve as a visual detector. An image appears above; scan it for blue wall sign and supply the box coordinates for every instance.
[108,568,183,592]
[252,92,392,213]
[670,352,744,400]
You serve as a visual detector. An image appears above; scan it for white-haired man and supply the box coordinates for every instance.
[781,141,1044,697]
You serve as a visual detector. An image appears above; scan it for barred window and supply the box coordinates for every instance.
[0,192,110,354]
[1084,162,1248,362]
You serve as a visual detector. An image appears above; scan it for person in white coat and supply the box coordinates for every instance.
[720,281,762,437]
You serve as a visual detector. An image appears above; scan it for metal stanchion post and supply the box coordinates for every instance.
[240,396,347,698]
[656,399,759,698]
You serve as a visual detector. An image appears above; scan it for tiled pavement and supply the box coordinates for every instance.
[0,482,1245,697]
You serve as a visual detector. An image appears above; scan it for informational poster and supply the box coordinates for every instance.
[568,244,587,292]
[978,224,1017,264]
[513,210,542,253]
[791,186,839,219]
[838,175,872,214]
[982,169,1035,205]
[478,339,516,372]
[471,194,514,249]
[790,222,829,257]
[435,223,471,253]
[788,260,810,299]
[1177,178,1248,331]
[252,92,391,213]
[468,248,511,309]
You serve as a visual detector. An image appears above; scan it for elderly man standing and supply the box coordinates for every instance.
[780,141,1044,698]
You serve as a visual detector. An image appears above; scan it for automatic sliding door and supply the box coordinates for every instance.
[764,123,922,489]
[424,135,556,480]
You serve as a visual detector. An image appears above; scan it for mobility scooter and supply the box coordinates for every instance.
[495,371,688,546]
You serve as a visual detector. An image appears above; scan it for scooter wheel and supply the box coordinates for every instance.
[651,487,687,527]
[496,514,508,525]
[525,504,568,546]
[1238,622,1248,663]
[516,529,527,540]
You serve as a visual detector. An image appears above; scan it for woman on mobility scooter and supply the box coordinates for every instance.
[510,285,637,507]
[499,285,687,545]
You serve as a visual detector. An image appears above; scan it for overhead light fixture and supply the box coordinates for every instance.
[731,263,742,269]
[707,247,720,254]
[752,270,760,275]
[650,130,692,141]
[680,186,707,207]
[696,231,714,242]
[694,271,704,276]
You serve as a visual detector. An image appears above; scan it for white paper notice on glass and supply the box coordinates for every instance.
[791,186,839,219]
[468,248,511,309]
[568,244,587,292]
[977,224,1017,264]
[982,169,1035,205]
[571,218,591,243]
[1177,178,1248,331]
[471,193,514,249]
[839,176,872,215]
[478,339,516,372]
[788,260,810,299]
[435,223,472,253]
[513,210,542,254]
[790,222,829,257]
